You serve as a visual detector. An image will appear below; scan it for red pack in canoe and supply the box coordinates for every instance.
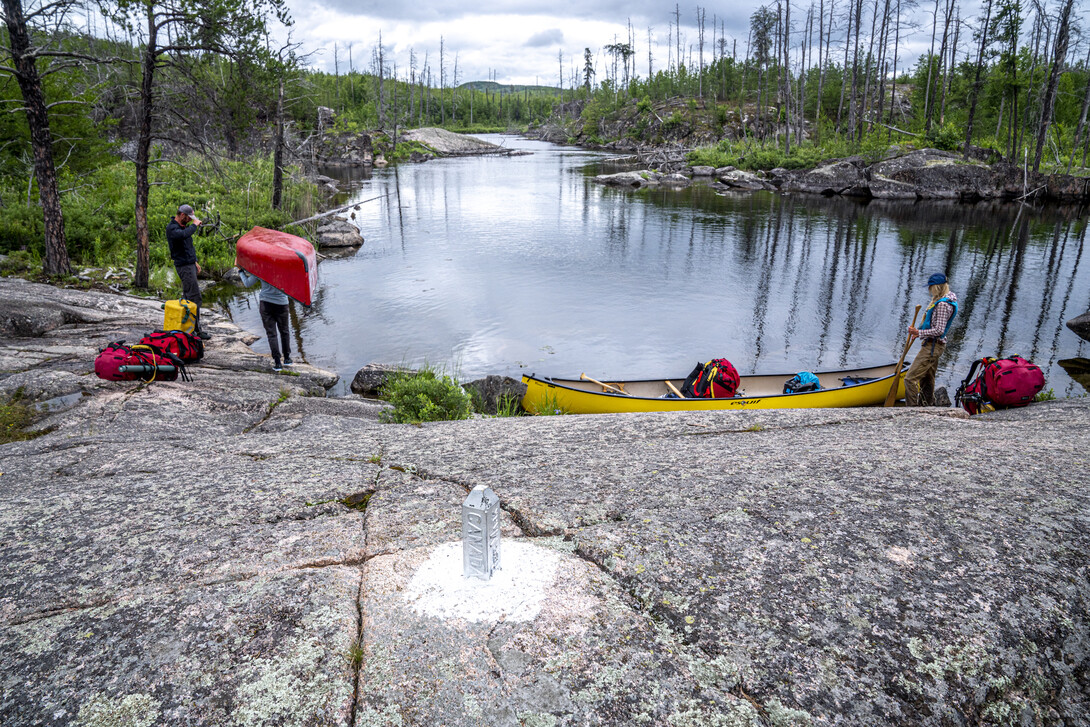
[235,226,318,306]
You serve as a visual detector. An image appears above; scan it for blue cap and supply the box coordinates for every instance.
[928,273,947,286]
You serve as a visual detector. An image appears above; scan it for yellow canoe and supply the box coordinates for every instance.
[521,362,908,414]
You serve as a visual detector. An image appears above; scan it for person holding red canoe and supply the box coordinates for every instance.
[235,255,293,372]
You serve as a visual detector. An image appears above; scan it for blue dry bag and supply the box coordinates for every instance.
[783,371,821,394]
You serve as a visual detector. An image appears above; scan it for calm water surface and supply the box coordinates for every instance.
[224,135,1090,398]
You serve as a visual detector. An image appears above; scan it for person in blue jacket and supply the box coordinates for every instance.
[235,256,293,371]
[905,272,959,406]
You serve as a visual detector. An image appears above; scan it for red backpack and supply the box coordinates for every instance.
[955,355,1045,415]
[94,342,190,382]
[137,330,204,363]
[680,358,741,398]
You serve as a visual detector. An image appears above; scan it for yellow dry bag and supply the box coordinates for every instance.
[163,298,197,333]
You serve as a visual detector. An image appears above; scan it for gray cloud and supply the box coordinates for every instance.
[525,28,564,47]
[300,0,719,29]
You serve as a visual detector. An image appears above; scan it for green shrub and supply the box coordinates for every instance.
[662,111,684,131]
[0,250,39,276]
[379,367,473,424]
[924,122,963,152]
[636,96,652,114]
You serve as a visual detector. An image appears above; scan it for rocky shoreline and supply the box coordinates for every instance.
[1,277,1089,725]
[593,147,1090,203]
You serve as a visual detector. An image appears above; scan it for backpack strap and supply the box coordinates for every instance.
[955,358,987,407]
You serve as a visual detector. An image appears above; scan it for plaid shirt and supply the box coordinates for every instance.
[917,294,957,344]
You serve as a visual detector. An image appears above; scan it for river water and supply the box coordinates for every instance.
[224,135,1090,398]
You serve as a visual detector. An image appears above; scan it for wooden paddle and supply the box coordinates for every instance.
[884,304,922,407]
[580,373,629,395]
[665,380,685,398]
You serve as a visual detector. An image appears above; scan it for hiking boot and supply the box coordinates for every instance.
[282,357,294,366]
[197,329,212,340]
[272,363,283,372]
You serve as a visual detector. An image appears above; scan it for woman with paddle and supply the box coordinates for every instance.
[903,272,959,406]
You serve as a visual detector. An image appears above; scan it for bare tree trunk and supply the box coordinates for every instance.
[922,0,940,132]
[697,7,705,98]
[836,0,854,132]
[887,0,902,138]
[133,10,159,289]
[847,0,863,140]
[875,0,891,131]
[1020,16,1046,154]
[740,30,752,138]
[939,4,957,125]
[800,4,813,144]
[1017,18,1043,156]
[964,0,994,156]
[783,0,792,154]
[1034,0,1075,171]
[815,0,827,137]
[1,0,70,276]
[860,0,879,136]
[272,79,285,210]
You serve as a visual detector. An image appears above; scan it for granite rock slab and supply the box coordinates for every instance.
[2,279,1088,726]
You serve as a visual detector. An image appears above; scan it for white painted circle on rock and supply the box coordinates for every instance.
[404,540,560,623]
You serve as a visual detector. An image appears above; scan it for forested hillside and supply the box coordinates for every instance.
[2,0,1088,285]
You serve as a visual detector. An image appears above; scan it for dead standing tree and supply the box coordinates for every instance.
[1032,0,1074,171]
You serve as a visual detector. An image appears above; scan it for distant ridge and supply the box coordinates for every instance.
[458,81,560,95]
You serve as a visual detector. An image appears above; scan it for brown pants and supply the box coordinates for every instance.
[905,339,945,406]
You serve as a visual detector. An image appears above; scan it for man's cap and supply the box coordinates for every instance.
[927,272,947,286]
[178,204,195,215]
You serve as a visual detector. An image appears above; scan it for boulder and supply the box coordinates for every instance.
[592,171,660,188]
[716,169,772,191]
[714,166,737,176]
[767,167,790,187]
[661,173,691,185]
[409,151,434,163]
[462,376,527,415]
[933,386,951,408]
[351,363,413,396]
[1067,311,1090,343]
[781,156,868,196]
[1047,175,1090,202]
[867,149,997,200]
[689,165,716,177]
[317,218,364,248]
[374,155,388,168]
[0,306,66,338]
[222,267,242,283]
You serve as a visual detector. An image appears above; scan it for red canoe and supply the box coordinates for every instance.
[235,227,318,306]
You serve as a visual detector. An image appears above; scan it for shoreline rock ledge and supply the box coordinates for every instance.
[780,148,1090,202]
[1068,311,1090,342]
[1,278,1089,725]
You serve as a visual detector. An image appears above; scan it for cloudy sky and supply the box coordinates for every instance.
[281,0,957,86]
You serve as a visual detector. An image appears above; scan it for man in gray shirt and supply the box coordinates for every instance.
[165,204,211,340]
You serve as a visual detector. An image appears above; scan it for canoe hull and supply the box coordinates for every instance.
[522,363,908,414]
[236,226,318,306]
